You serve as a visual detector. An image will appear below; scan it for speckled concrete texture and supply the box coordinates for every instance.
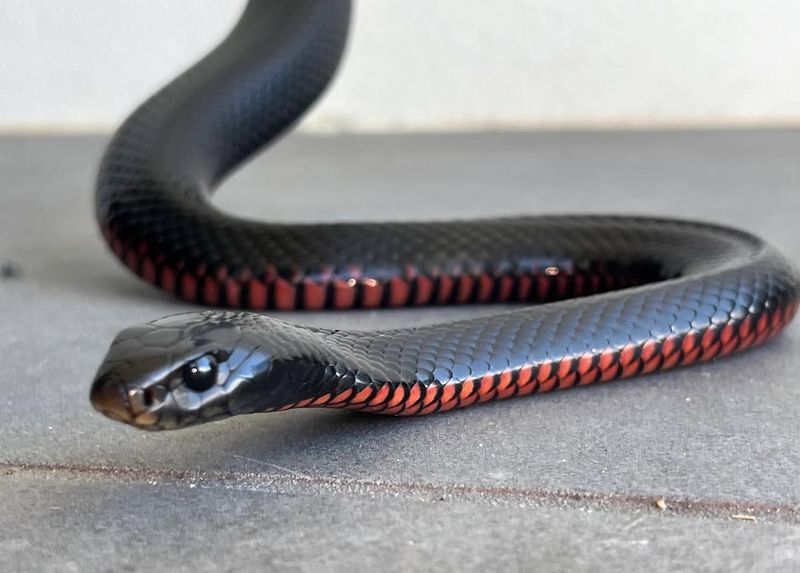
[2,131,799,571]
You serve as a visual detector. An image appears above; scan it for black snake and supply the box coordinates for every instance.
[89,0,800,430]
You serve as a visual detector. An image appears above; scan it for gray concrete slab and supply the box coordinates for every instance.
[2,130,800,570]
[3,471,800,573]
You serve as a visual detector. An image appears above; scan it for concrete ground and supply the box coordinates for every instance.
[2,130,800,572]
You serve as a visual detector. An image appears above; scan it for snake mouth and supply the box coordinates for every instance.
[90,375,163,428]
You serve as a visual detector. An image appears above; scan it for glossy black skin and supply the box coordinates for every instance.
[91,0,800,430]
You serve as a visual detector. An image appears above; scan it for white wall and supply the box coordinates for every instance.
[3,0,800,132]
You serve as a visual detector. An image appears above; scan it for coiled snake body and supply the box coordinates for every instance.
[90,0,800,430]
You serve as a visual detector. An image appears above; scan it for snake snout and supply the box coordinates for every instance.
[90,374,165,428]
[90,374,131,423]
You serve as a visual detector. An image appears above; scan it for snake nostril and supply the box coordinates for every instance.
[144,386,166,408]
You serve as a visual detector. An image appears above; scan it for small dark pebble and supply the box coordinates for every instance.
[1,260,22,279]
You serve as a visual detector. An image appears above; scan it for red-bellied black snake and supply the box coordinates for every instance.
[90,0,800,430]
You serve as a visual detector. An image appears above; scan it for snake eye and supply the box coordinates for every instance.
[182,354,218,392]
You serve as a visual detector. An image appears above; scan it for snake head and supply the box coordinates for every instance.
[90,312,274,430]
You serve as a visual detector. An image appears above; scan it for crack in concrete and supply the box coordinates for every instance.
[2,460,798,524]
